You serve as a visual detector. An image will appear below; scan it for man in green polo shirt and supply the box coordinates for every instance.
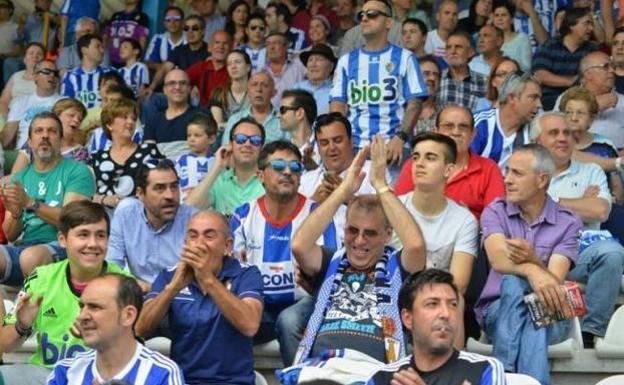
[187,117,265,216]
[0,200,132,385]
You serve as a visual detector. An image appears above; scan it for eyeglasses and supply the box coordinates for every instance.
[184,25,202,32]
[37,68,59,77]
[233,133,263,146]
[164,80,189,87]
[279,106,299,115]
[564,110,590,118]
[164,15,182,22]
[264,159,304,174]
[584,62,614,72]
[345,226,381,240]
[356,9,391,22]
[249,25,265,31]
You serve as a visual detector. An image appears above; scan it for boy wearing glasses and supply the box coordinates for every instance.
[231,140,337,366]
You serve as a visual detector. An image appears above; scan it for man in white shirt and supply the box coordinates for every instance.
[425,0,458,58]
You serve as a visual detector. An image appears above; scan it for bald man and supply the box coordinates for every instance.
[186,30,232,108]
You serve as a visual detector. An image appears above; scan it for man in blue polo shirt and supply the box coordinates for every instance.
[136,210,264,385]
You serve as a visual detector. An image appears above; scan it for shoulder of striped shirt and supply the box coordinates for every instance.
[474,108,496,121]
[457,350,505,373]
[372,355,412,372]
[54,349,97,367]
[138,345,183,374]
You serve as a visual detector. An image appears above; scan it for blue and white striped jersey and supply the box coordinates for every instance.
[288,27,308,52]
[61,65,112,109]
[144,32,186,63]
[46,343,184,385]
[88,126,144,154]
[231,195,337,306]
[330,43,428,148]
[175,152,215,191]
[471,108,531,171]
[514,0,569,52]
[239,44,267,72]
[117,62,150,97]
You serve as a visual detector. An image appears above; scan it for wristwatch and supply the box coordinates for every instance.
[24,199,42,214]
[395,131,410,143]
[15,320,33,338]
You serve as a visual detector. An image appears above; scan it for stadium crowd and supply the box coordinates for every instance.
[0,0,620,384]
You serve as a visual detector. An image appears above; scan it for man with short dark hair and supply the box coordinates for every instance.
[0,201,127,385]
[366,269,506,385]
[145,6,186,73]
[265,2,307,52]
[0,113,94,287]
[137,210,263,385]
[279,89,318,161]
[60,34,112,109]
[47,274,183,385]
[56,17,111,76]
[106,159,197,289]
[190,0,225,44]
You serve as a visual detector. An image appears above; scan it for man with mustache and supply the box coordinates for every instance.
[106,159,197,291]
[366,269,506,385]
[0,112,94,287]
[0,201,128,385]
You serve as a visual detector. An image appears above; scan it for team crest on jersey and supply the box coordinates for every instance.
[385,62,393,72]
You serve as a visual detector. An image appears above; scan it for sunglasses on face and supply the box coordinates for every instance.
[249,25,265,31]
[356,9,390,22]
[279,106,299,115]
[265,159,304,174]
[184,25,202,32]
[233,133,263,146]
[37,68,59,77]
[165,15,182,22]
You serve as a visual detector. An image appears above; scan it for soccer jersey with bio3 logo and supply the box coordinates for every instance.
[330,43,428,149]
[4,260,128,369]
[61,65,113,109]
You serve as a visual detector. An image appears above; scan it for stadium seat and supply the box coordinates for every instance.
[254,371,269,385]
[467,317,583,358]
[595,375,624,385]
[595,306,624,358]
[505,373,540,385]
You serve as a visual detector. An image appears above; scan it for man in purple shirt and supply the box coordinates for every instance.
[475,144,582,385]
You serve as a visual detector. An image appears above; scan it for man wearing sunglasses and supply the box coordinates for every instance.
[145,6,187,73]
[187,117,265,216]
[231,140,338,366]
[240,13,268,72]
[277,136,425,383]
[330,0,428,175]
[3,60,62,150]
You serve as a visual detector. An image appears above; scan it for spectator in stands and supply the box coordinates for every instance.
[144,69,200,159]
[412,55,442,135]
[438,30,487,110]
[282,0,311,34]
[61,34,112,109]
[366,269,506,385]
[532,111,624,349]
[0,201,128,384]
[103,0,149,68]
[225,0,250,47]
[492,1,531,72]
[3,60,62,150]
[117,38,150,99]
[15,0,57,55]
[231,140,337,365]
[186,30,232,109]
[475,143,582,385]
[57,17,108,76]
[457,0,492,38]
[48,274,184,385]
[338,4,402,57]
[0,0,21,88]
[331,0,428,171]
[174,113,216,198]
[473,56,520,112]
[0,42,44,118]
[612,27,624,94]
[107,159,197,288]
[558,87,624,203]
[190,0,225,44]
[293,44,335,116]
[395,105,505,219]
[239,13,267,72]
[512,0,549,51]
[186,117,265,215]
[222,71,283,145]
[333,0,357,46]
[58,0,100,48]
[425,0,459,58]
[279,89,317,163]
[469,25,504,77]
[209,50,251,129]
[471,73,541,170]
[137,210,262,384]
[91,98,163,207]
[264,32,306,108]
[401,18,427,58]
[307,15,338,55]
[265,2,308,52]
[532,7,597,110]
[145,6,186,73]
[281,137,425,382]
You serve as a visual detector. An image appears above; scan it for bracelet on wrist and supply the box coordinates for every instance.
[14,320,32,338]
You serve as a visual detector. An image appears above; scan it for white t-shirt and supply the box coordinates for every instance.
[424,30,446,58]
[7,92,63,149]
[395,193,479,270]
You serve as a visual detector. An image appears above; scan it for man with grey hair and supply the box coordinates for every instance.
[471,73,542,170]
[475,143,583,385]
[56,17,110,76]
[531,111,624,349]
